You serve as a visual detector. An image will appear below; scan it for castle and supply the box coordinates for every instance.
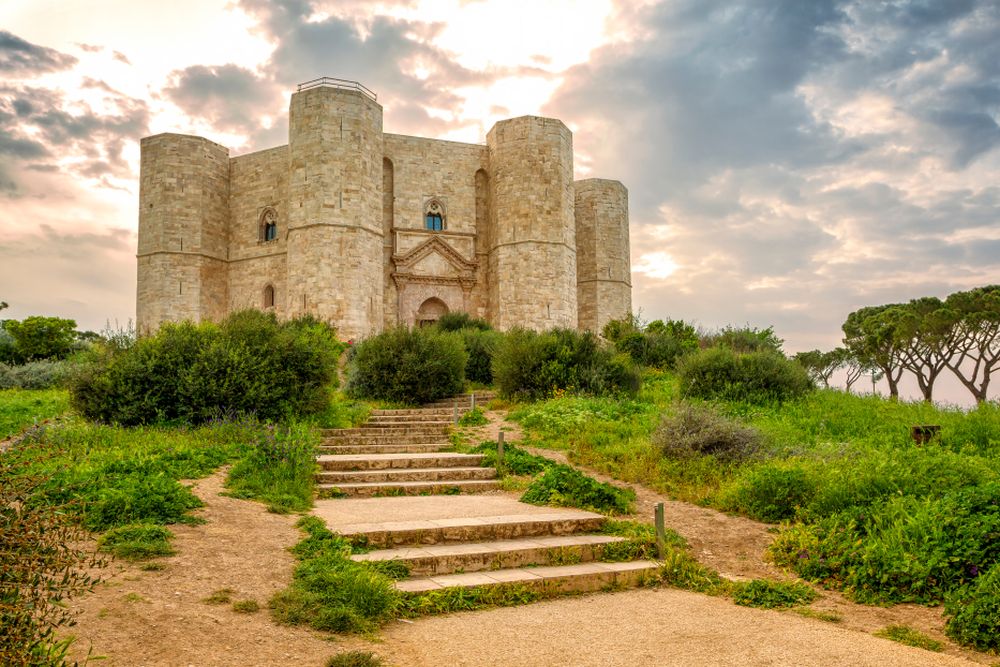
[136,78,632,339]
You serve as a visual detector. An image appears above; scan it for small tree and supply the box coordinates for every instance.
[843,305,906,400]
[3,316,78,362]
[792,349,846,388]
[944,286,1000,404]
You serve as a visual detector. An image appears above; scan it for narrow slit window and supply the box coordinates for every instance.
[263,285,275,308]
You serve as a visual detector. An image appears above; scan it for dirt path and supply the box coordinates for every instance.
[63,431,990,666]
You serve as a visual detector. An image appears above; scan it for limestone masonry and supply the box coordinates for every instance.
[137,78,632,339]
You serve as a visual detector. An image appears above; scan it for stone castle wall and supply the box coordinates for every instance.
[137,82,632,338]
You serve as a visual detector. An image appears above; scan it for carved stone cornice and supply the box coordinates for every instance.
[392,235,478,273]
[392,272,477,290]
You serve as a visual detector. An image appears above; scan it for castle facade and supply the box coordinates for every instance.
[137,78,631,339]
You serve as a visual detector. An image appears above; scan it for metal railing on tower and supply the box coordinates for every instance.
[296,77,377,101]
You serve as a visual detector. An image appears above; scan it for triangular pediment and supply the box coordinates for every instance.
[393,236,477,276]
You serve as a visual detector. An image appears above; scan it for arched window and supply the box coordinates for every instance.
[260,207,278,242]
[263,284,275,308]
[424,199,445,231]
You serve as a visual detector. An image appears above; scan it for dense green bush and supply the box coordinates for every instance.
[492,328,640,400]
[603,316,698,369]
[703,325,784,354]
[435,312,492,332]
[0,360,73,390]
[346,327,466,404]
[459,328,502,385]
[719,462,818,522]
[653,403,761,462]
[70,311,341,425]
[676,347,813,404]
[770,484,1000,605]
[520,463,635,514]
[946,566,1000,651]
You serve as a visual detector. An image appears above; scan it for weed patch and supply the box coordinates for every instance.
[326,652,387,667]
[874,625,943,652]
[232,599,260,613]
[202,589,235,605]
[520,464,635,514]
[98,523,174,561]
[225,421,318,513]
[791,607,842,623]
[731,579,817,610]
[458,407,488,427]
[945,565,1000,652]
[400,583,542,616]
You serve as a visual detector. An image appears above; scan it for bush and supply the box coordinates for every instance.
[459,328,502,385]
[731,579,817,609]
[0,360,73,390]
[719,463,818,522]
[946,565,1000,651]
[346,327,466,404]
[520,464,635,514]
[98,523,174,560]
[653,403,761,462]
[435,312,492,332]
[70,311,342,426]
[704,325,784,354]
[492,328,640,401]
[676,347,813,404]
[603,316,698,370]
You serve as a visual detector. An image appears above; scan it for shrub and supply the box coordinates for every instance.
[97,523,174,561]
[471,441,551,476]
[70,311,342,426]
[946,566,1000,652]
[492,328,640,401]
[653,403,761,462]
[0,360,73,390]
[435,312,492,332]
[346,327,466,405]
[459,328,502,385]
[704,325,784,354]
[676,347,813,404]
[520,464,635,514]
[731,579,817,609]
[719,462,817,522]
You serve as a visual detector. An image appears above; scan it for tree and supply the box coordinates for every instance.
[3,316,78,361]
[944,286,1000,404]
[843,305,906,400]
[841,349,871,393]
[891,297,957,403]
[0,301,7,312]
[793,349,846,388]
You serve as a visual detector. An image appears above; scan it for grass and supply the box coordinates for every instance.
[731,579,817,610]
[874,625,944,652]
[203,589,235,605]
[457,407,488,427]
[232,599,260,613]
[792,607,842,623]
[326,651,387,667]
[224,421,319,514]
[0,388,70,438]
[97,523,175,561]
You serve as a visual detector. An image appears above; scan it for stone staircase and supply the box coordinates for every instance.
[331,498,660,594]
[315,393,499,497]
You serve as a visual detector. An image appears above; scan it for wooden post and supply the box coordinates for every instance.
[453,402,459,424]
[655,503,666,559]
[471,393,476,412]
[497,430,505,469]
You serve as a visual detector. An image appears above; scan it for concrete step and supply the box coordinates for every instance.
[370,408,466,417]
[395,560,659,594]
[352,534,628,576]
[318,443,453,455]
[317,452,484,471]
[317,479,500,498]
[368,414,460,422]
[362,420,454,429]
[317,466,497,484]
[340,511,606,548]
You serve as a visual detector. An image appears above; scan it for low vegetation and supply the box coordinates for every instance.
[0,388,69,438]
[874,625,943,652]
[676,347,813,404]
[520,464,635,515]
[97,523,175,561]
[730,579,817,610]
[224,420,319,514]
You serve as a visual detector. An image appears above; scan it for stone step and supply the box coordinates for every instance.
[318,443,453,455]
[317,479,500,498]
[340,511,606,548]
[368,413,460,421]
[322,433,449,444]
[370,408,466,417]
[352,534,627,576]
[362,420,455,429]
[395,560,659,594]
[316,466,497,484]
[323,426,450,436]
[317,452,484,471]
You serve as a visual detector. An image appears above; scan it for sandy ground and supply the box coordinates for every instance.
[61,410,994,666]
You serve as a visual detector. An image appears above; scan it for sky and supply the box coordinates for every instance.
[1,0,999,402]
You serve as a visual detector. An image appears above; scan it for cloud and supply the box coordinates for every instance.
[164,64,281,137]
[543,0,1000,353]
[0,30,78,75]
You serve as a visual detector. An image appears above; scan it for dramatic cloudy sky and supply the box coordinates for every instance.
[2,0,999,397]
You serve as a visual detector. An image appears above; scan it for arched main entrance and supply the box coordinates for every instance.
[415,297,448,327]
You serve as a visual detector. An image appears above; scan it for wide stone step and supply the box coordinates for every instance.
[317,452,484,471]
[368,413,459,421]
[317,466,497,484]
[395,560,659,594]
[323,426,450,436]
[317,479,500,498]
[370,408,465,417]
[352,534,627,576]
[340,511,606,548]
[318,443,453,455]
[362,420,454,429]
[322,434,449,445]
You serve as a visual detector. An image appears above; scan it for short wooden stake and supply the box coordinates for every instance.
[655,502,666,559]
[471,393,476,411]
[453,402,459,424]
[497,431,505,469]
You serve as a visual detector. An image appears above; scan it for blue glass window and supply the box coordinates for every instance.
[425,213,443,231]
